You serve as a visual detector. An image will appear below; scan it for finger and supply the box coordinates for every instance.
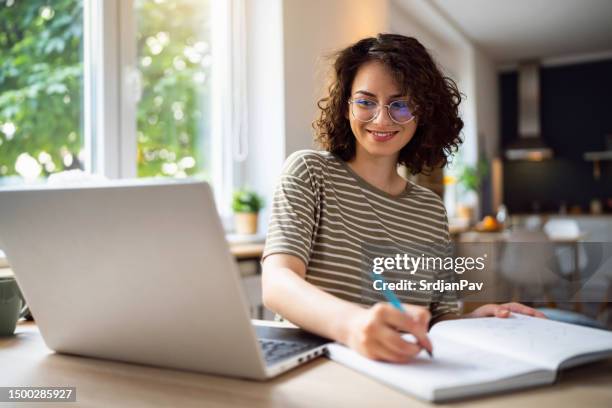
[505,302,541,317]
[470,303,497,318]
[378,326,423,357]
[495,306,511,318]
[518,305,546,318]
[534,309,547,318]
[402,306,434,354]
[371,339,413,363]
[402,303,432,326]
[384,305,430,338]
[505,302,532,314]
[381,306,432,353]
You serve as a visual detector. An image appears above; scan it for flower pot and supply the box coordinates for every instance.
[456,204,475,225]
[234,212,259,235]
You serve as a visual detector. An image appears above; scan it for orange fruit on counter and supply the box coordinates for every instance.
[482,216,499,231]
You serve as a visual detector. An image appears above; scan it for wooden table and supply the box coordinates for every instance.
[2,323,612,408]
[230,243,265,260]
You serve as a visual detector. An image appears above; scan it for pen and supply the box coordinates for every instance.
[371,272,434,358]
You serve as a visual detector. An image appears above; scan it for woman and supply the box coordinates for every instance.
[261,33,544,363]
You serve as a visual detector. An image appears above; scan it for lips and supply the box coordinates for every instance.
[367,130,398,142]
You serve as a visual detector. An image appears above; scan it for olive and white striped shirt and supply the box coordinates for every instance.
[263,150,459,320]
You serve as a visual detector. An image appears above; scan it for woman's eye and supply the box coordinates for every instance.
[391,100,410,109]
[355,99,376,108]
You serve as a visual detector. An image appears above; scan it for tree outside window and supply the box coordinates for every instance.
[0,0,84,183]
[0,0,212,183]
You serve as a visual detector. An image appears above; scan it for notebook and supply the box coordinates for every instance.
[326,314,612,402]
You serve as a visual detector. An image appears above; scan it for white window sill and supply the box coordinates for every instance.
[226,233,266,245]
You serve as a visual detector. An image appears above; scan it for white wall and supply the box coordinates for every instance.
[244,0,286,230]
[388,0,462,76]
[282,0,390,156]
[245,0,389,231]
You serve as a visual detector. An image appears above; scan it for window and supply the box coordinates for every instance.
[0,0,84,184]
[0,0,242,218]
[135,0,212,180]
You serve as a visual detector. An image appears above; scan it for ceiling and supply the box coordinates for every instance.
[431,0,612,64]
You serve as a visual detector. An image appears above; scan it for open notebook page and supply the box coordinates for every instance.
[430,314,612,370]
[327,334,549,401]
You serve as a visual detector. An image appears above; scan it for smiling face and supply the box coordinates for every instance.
[348,60,418,161]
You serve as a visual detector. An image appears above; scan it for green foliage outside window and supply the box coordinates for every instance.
[0,0,211,182]
[0,0,83,181]
[135,0,211,179]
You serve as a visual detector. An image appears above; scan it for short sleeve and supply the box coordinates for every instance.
[262,151,319,267]
[429,207,460,320]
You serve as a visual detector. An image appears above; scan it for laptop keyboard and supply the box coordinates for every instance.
[258,339,316,365]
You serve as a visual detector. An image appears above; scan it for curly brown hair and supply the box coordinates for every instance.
[314,33,463,174]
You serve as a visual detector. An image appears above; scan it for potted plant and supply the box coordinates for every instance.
[232,188,264,235]
[455,156,489,224]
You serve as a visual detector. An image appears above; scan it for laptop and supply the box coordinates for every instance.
[0,179,329,379]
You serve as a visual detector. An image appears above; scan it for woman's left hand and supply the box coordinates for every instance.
[467,302,547,319]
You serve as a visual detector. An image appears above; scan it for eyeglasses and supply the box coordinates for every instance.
[348,98,416,124]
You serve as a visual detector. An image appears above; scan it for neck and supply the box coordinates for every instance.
[347,147,405,195]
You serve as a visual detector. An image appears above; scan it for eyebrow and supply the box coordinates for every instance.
[354,90,406,99]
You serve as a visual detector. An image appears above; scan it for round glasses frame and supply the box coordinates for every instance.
[348,99,416,125]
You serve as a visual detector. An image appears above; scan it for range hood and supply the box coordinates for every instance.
[504,62,553,161]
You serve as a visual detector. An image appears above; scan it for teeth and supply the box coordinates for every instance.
[370,131,395,137]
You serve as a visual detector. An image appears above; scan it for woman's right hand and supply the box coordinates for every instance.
[343,303,432,363]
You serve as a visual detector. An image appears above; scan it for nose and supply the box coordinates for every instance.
[373,105,394,126]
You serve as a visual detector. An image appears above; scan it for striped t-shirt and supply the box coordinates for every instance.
[263,149,459,320]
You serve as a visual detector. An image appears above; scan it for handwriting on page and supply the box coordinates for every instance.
[436,314,612,369]
[477,317,570,350]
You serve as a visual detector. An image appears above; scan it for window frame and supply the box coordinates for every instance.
[84,0,128,178]
[83,0,239,219]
